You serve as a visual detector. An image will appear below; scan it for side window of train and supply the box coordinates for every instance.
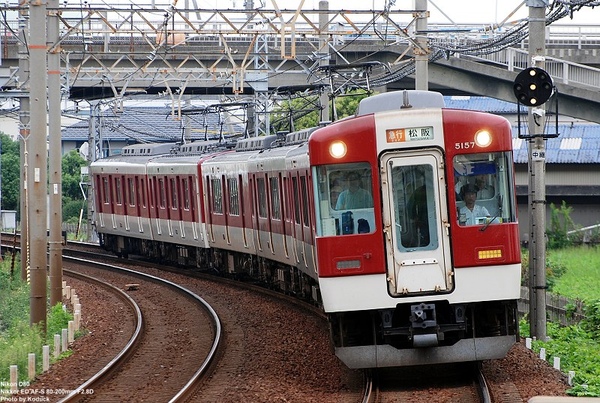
[255,177,267,218]
[270,177,281,220]
[313,162,375,237]
[300,175,310,227]
[115,176,123,205]
[127,178,135,207]
[158,178,167,209]
[292,176,301,225]
[170,178,178,210]
[182,177,190,211]
[453,152,516,226]
[211,178,223,214]
[228,177,239,216]
[102,177,110,204]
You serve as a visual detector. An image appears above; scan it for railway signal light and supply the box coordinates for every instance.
[513,66,559,139]
[513,67,554,107]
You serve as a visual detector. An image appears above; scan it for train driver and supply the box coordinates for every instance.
[335,171,373,210]
[458,184,490,226]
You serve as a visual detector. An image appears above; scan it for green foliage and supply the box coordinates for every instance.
[547,201,576,249]
[531,321,600,397]
[581,299,600,339]
[270,89,371,132]
[0,257,75,383]
[0,137,89,220]
[63,198,87,224]
[62,149,87,201]
[547,247,600,302]
[1,134,21,212]
[519,250,567,292]
[522,247,600,397]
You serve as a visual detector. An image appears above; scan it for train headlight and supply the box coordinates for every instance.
[475,130,492,148]
[329,141,347,159]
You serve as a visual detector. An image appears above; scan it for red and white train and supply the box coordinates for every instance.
[90,90,521,369]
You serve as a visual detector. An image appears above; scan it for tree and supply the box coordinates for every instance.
[271,89,371,133]
[0,134,88,221]
[62,150,87,202]
[1,134,20,212]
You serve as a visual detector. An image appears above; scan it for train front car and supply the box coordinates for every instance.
[309,91,521,369]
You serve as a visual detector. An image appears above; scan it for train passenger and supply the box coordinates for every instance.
[458,184,490,226]
[335,171,373,210]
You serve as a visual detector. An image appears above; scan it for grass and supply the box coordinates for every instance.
[0,255,74,384]
[547,247,600,301]
[522,245,600,397]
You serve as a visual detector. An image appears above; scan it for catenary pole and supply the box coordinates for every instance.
[28,0,48,330]
[18,8,30,282]
[414,0,429,90]
[48,0,63,307]
[527,0,548,341]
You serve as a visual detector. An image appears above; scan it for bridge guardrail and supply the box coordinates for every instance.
[450,47,600,89]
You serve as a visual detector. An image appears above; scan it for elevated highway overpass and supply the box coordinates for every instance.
[0,1,598,122]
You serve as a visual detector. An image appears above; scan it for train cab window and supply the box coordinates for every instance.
[453,152,516,226]
[391,164,438,251]
[313,162,375,237]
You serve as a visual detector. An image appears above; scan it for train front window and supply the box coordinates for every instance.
[391,164,438,251]
[453,152,516,226]
[313,162,375,236]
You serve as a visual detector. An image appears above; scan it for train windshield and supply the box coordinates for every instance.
[313,162,376,236]
[454,152,516,226]
[390,163,439,251]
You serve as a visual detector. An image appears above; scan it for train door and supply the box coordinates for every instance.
[98,175,109,229]
[133,176,144,233]
[223,175,231,245]
[380,150,453,296]
[250,175,261,251]
[256,174,274,254]
[150,176,162,236]
[110,175,118,229]
[127,177,138,232]
[290,174,302,265]
[237,175,249,248]
[298,173,311,269]
[281,174,290,258]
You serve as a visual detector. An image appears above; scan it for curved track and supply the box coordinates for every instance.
[58,257,222,402]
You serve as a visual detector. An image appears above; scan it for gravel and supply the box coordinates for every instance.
[28,273,571,402]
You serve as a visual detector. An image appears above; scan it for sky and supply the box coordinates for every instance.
[265,0,600,25]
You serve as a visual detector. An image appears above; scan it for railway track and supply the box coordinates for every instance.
[30,255,222,403]
[3,234,566,401]
[362,362,491,403]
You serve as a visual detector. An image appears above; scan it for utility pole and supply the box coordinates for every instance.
[28,0,48,330]
[48,0,63,307]
[414,0,429,90]
[318,0,330,123]
[18,8,29,282]
[527,0,548,341]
